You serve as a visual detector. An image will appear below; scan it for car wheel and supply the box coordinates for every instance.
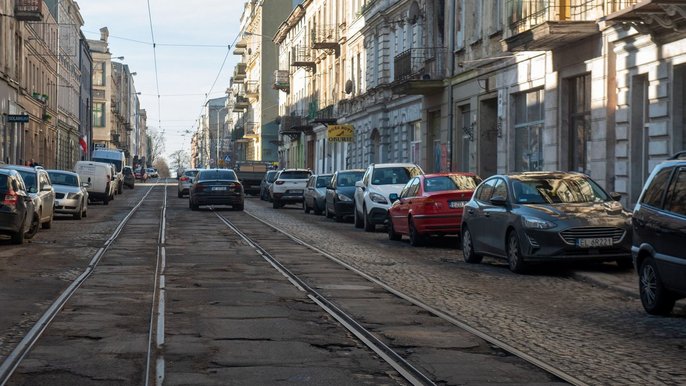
[234,203,244,211]
[178,191,183,198]
[325,205,334,219]
[118,182,123,194]
[363,205,375,232]
[354,204,363,228]
[103,195,109,205]
[272,199,280,209]
[462,227,483,263]
[314,203,323,216]
[190,200,199,211]
[616,258,633,270]
[387,214,401,241]
[11,217,26,244]
[304,200,310,214]
[506,230,527,274]
[25,213,39,240]
[73,201,83,220]
[41,212,52,229]
[639,257,676,315]
[408,218,423,246]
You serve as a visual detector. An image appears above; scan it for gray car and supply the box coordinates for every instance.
[47,170,88,220]
[304,174,332,215]
[2,165,55,231]
[461,171,632,274]
[177,169,199,198]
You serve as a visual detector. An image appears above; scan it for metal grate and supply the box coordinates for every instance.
[559,227,626,245]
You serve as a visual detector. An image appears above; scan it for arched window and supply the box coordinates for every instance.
[370,128,381,164]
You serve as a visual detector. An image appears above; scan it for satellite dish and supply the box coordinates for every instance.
[408,1,420,24]
[345,79,353,94]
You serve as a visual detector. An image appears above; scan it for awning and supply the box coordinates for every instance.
[327,124,354,142]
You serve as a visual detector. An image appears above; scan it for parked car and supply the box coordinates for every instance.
[304,174,332,215]
[2,165,55,230]
[47,170,88,220]
[632,151,686,315]
[134,167,148,181]
[189,169,244,211]
[91,148,125,194]
[270,169,312,209]
[0,169,36,244]
[146,168,159,178]
[324,169,365,221]
[177,168,199,197]
[461,171,632,274]
[123,166,135,189]
[260,170,279,201]
[74,160,116,205]
[354,163,424,232]
[387,173,482,246]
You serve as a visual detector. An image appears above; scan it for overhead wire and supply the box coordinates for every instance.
[146,0,163,141]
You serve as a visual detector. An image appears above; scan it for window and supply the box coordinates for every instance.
[456,0,466,50]
[93,61,105,86]
[665,169,686,216]
[316,175,331,188]
[568,74,592,173]
[476,178,497,202]
[641,168,672,208]
[492,178,508,200]
[93,102,105,127]
[513,89,544,171]
[487,0,503,34]
[410,121,421,164]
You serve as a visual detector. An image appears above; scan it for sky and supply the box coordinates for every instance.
[78,0,246,164]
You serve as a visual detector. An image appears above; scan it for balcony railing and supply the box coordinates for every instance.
[273,70,289,92]
[233,95,249,112]
[393,47,446,82]
[311,25,340,56]
[245,80,259,97]
[233,63,247,81]
[15,0,43,21]
[310,104,337,124]
[244,122,259,138]
[291,46,316,72]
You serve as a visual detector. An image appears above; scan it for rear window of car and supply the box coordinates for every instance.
[266,171,278,182]
[184,170,198,178]
[371,167,415,185]
[198,170,237,181]
[316,175,332,188]
[640,167,672,208]
[664,168,686,216]
[48,172,78,187]
[513,175,610,204]
[424,175,482,192]
[279,171,311,179]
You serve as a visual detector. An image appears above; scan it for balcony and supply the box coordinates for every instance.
[291,46,316,72]
[233,95,249,112]
[244,122,260,138]
[245,80,259,98]
[15,0,43,21]
[603,1,685,43]
[279,113,312,140]
[501,0,614,52]
[233,63,247,81]
[391,47,446,95]
[233,40,247,56]
[310,104,337,124]
[311,25,340,57]
[273,70,290,93]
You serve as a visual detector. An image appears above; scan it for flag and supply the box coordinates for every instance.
[79,136,88,153]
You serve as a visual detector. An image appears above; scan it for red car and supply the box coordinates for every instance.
[387,172,482,246]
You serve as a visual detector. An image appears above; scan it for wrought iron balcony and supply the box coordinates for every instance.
[279,112,313,140]
[233,95,249,112]
[291,46,316,72]
[501,0,636,51]
[244,122,260,138]
[273,70,289,93]
[310,104,337,124]
[392,47,446,95]
[15,0,43,21]
[603,1,685,43]
[311,25,340,56]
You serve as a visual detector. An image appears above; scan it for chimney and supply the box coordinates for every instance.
[100,27,109,42]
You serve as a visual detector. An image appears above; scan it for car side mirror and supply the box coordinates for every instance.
[610,192,622,201]
[355,181,364,189]
[41,185,52,192]
[82,182,90,188]
[389,193,399,203]
[490,196,508,206]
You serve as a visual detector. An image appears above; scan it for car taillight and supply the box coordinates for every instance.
[423,199,443,210]
[180,176,189,182]
[275,181,285,185]
[3,190,18,208]
[194,184,205,192]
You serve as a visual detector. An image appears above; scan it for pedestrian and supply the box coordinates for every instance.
[29,159,36,167]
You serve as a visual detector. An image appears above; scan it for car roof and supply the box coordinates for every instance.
[370,163,419,168]
[423,172,478,178]
[47,169,78,176]
[337,169,365,173]
[2,165,41,173]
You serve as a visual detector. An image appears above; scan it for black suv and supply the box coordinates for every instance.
[632,151,686,315]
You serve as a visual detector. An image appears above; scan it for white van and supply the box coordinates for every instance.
[91,149,125,194]
[74,160,116,205]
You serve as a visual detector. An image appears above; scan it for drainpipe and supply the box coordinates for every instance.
[447,0,456,171]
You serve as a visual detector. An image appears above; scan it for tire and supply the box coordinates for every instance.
[73,201,83,220]
[190,200,199,211]
[462,227,483,263]
[118,181,123,194]
[639,257,676,315]
[313,203,323,216]
[103,195,109,205]
[506,230,527,274]
[25,213,39,240]
[353,203,363,228]
[178,191,183,198]
[408,218,424,246]
[387,215,401,241]
[304,200,310,214]
[11,218,25,245]
[234,203,244,211]
[325,205,334,219]
[41,212,52,229]
[363,205,375,232]
[272,199,281,209]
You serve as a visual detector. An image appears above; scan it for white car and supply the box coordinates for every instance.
[270,169,312,209]
[47,170,88,219]
[353,163,424,232]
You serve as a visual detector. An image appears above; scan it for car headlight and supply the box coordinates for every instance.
[369,192,388,204]
[67,192,81,199]
[337,193,352,202]
[522,216,556,229]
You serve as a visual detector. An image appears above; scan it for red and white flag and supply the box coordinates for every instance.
[79,135,88,153]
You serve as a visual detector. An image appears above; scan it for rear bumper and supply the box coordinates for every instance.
[0,212,23,234]
[272,192,304,202]
[413,214,461,235]
[193,193,244,206]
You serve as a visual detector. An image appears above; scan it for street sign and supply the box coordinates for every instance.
[6,114,29,123]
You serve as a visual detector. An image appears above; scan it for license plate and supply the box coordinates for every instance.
[289,190,303,194]
[212,186,227,191]
[449,201,465,209]
[577,237,613,248]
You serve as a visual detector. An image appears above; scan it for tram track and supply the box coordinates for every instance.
[217,208,587,386]
[0,183,167,386]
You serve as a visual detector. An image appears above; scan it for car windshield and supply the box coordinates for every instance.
[48,172,78,187]
[17,171,36,190]
[316,175,332,188]
[266,171,278,183]
[337,172,364,187]
[184,170,198,177]
[424,175,482,192]
[92,157,122,171]
[372,167,414,185]
[198,170,237,181]
[513,175,611,204]
[280,171,311,179]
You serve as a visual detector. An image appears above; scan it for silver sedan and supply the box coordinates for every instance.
[47,170,88,220]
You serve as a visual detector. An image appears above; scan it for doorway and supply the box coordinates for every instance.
[479,98,498,178]
[630,74,649,206]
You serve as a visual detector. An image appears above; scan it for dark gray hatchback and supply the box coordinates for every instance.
[461,172,632,273]
[632,152,686,315]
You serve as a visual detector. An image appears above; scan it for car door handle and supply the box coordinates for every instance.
[468,209,474,214]
[484,212,490,217]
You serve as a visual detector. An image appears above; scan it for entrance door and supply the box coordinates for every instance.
[428,111,441,172]
[479,98,498,178]
[630,75,649,206]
